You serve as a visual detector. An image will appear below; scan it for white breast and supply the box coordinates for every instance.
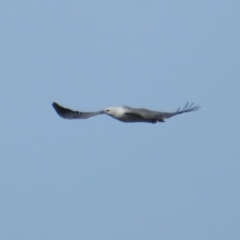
[111,107,126,118]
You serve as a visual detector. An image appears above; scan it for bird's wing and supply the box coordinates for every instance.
[52,102,103,119]
[124,103,200,122]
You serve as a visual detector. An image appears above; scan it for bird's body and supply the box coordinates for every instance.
[107,107,163,123]
[52,102,200,124]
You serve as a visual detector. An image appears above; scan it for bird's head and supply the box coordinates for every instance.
[104,107,116,116]
[103,107,124,118]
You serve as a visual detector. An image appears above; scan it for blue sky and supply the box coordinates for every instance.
[1,1,240,239]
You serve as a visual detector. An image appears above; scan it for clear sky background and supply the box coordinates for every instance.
[1,1,239,240]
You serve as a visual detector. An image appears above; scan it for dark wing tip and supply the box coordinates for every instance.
[52,102,74,119]
[52,102,59,110]
[52,102,63,114]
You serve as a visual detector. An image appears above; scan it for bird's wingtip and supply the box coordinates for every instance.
[52,102,63,114]
[52,102,60,109]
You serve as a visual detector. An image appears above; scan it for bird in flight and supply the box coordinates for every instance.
[52,102,200,124]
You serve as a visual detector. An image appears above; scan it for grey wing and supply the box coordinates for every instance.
[52,102,103,119]
[125,102,200,122]
[165,102,201,118]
